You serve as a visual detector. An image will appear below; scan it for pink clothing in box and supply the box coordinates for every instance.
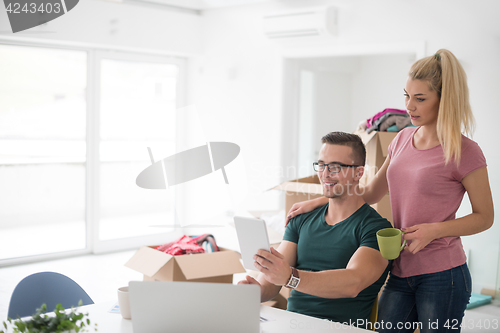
[386,126,486,277]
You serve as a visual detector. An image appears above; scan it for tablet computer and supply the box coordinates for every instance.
[234,216,271,270]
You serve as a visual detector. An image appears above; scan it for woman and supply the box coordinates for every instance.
[286,49,494,332]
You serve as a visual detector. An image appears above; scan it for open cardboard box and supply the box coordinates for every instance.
[272,173,393,223]
[125,246,245,283]
[271,175,323,217]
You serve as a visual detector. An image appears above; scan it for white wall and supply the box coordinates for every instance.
[192,0,500,292]
[294,54,414,158]
[351,54,416,127]
[315,71,351,140]
[187,2,286,212]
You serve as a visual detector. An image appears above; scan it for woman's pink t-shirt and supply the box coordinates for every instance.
[387,126,486,277]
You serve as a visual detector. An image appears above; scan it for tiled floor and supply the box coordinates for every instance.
[1,251,499,332]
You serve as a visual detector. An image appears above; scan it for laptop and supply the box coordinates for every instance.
[128,280,261,333]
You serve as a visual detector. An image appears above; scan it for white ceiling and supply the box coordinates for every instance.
[134,0,274,10]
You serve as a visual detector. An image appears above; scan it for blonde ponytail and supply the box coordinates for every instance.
[409,49,475,166]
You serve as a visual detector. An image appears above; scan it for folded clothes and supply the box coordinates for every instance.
[386,123,416,132]
[378,114,412,132]
[366,108,407,129]
[366,113,409,133]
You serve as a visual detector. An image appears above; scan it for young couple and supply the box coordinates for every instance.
[240,49,494,332]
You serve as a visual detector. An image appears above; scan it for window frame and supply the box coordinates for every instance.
[0,39,187,266]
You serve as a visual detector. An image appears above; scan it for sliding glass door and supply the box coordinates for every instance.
[94,52,182,252]
[0,44,185,264]
[0,44,87,262]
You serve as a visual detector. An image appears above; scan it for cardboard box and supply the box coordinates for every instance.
[247,268,290,310]
[355,130,397,223]
[272,173,393,223]
[271,175,323,217]
[125,246,246,283]
[372,193,393,225]
[355,130,397,186]
[273,286,291,310]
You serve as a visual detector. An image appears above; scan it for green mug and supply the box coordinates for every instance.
[376,228,407,260]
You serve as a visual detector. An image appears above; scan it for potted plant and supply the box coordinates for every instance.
[1,301,97,333]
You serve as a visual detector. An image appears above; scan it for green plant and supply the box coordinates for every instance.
[1,301,97,333]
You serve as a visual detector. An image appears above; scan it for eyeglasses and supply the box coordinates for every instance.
[312,162,362,173]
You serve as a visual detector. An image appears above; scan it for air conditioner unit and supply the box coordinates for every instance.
[262,6,337,39]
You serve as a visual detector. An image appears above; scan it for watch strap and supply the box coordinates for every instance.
[285,267,300,289]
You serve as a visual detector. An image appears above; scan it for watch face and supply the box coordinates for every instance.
[289,276,299,288]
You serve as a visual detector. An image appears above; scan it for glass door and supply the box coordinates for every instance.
[93,52,184,252]
[0,44,87,264]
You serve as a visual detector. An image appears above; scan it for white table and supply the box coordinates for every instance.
[76,302,373,333]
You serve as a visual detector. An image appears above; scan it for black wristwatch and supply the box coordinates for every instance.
[285,267,300,289]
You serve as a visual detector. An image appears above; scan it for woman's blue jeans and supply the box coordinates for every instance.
[377,263,472,333]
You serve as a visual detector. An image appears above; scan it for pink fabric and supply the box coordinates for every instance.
[366,108,407,129]
[155,235,205,255]
[387,127,486,277]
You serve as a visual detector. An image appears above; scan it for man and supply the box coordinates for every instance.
[240,131,391,328]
